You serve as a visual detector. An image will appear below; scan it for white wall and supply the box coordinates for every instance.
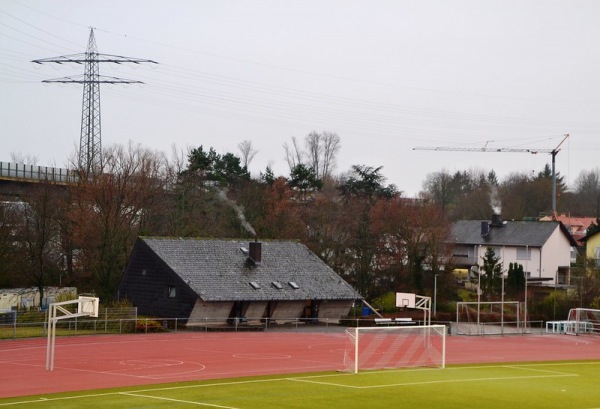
[474,225,571,284]
[540,227,572,282]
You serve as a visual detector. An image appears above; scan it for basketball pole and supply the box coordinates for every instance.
[46,297,99,371]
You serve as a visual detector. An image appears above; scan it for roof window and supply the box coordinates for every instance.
[288,281,299,289]
[272,281,283,289]
[249,281,261,290]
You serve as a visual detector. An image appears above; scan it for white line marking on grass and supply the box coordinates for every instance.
[0,379,286,407]
[119,392,240,408]
[287,369,579,390]
[518,361,600,368]
[502,365,578,376]
[289,377,362,389]
[0,392,122,406]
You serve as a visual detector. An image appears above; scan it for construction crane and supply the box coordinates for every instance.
[413,134,570,213]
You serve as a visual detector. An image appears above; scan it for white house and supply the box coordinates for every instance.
[448,215,577,286]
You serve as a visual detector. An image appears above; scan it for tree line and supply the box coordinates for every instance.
[2,132,600,315]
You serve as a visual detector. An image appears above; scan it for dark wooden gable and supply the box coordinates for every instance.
[119,239,198,318]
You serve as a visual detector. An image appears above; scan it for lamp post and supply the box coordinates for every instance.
[501,273,505,335]
[524,245,528,332]
[433,274,438,317]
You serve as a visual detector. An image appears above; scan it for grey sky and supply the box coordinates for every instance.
[2,0,599,196]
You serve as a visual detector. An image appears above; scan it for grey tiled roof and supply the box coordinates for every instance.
[141,237,362,302]
[449,220,574,247]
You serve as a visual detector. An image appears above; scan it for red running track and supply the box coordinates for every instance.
[1,331,599,398]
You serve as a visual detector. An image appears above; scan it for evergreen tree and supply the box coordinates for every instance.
[506,262,525,299]
[480,247,503,300]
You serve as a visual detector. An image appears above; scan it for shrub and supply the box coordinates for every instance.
[135,319,167,333]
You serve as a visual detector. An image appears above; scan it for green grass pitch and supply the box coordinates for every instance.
[2,361,600,408]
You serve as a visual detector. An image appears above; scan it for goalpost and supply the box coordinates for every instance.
[456,301,523,335]
[46,296,99,371]
[566,308,600,335]
[343,325,446,374]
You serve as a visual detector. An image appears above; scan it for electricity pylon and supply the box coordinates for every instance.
[413,134,570,213]
[33,28,157,176]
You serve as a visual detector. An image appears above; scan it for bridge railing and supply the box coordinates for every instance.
[0,162,78,184]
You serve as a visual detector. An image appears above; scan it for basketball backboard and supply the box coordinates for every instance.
[395,292,416,308]
[77,296,99,318]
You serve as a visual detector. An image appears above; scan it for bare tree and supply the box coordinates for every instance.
[11,183,64,304]
[320,131,341,178]
[306,131,322,178]
[285,132,341,178]
[238,140,258,170]
[283,136,304,172]
[574,168,600,216]
[73,142,168,300]
[10,152,39,166]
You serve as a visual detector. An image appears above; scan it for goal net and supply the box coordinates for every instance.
[456,301,525,335]
[566,308,600,335]
[342,325,446,374]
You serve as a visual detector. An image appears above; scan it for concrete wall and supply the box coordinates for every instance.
[244,302,267,323]
[271,301,305,323]
[188,300,232,324]
[318,300,353,321]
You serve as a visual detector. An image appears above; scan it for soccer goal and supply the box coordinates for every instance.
[566,308,600,335]
[456,301,524,335]
[343,325,446,374]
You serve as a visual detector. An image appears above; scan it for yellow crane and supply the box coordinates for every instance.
[413,134,570,213]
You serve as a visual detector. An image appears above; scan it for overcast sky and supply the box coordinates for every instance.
[2,0,599,196]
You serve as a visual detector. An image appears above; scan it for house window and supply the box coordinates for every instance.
[168,286,176,298]
[595,247,600,267]
[517,247,531,260]
[452,246,475,258]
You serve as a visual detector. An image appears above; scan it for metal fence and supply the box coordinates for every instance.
[0,162,78,184]
[0,314,447,339]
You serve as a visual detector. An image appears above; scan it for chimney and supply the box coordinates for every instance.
[248,241,262,263]
[481,221,490,237]
[491,214,503,227]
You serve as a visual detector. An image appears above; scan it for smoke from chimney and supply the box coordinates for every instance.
[489,185,502,215]
[218,190,256,236]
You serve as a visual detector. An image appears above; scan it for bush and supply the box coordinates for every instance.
[371,292,398,313]
[135,319,167,333]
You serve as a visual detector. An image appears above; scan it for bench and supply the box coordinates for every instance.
[374,318,414,326]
